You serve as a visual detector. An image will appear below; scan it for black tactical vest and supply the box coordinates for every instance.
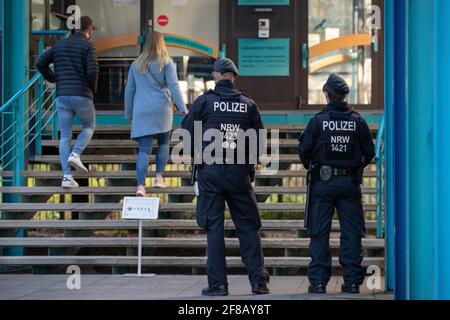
[201,90,256,165]
[313,111,363,168]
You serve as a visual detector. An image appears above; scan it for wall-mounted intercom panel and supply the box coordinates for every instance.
[258,18,270,38]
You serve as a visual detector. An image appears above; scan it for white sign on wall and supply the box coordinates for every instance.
[113,0,138,6]
[122,197,160,220]
[170,0,189,6]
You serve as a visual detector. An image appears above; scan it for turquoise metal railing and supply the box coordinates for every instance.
[0,73,57,186]
[375,115,386,239]
[0,30,67,187]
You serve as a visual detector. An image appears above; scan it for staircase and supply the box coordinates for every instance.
[0,119,385,275]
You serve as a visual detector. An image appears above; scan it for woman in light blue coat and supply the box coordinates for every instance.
[125,31,188,196]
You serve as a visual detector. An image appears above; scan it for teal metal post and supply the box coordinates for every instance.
[2,0,29,181]
[392,0,450,300]
[408,0,435,299]
[1,0,30,256]
[384,0,395,292]
[435,0,450,300]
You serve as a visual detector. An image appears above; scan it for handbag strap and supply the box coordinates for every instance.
[149,65,174,104]
[149,64,181,114]
[149,66,165,90]
[148,64,169,94]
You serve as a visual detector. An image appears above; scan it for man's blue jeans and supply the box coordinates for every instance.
[56,96,96,176]
[135,132,171,186]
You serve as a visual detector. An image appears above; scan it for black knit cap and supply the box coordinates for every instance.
[324,74,350,95]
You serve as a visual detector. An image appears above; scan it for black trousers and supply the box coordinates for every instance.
[307,176,366,286]
[196,165,270,288]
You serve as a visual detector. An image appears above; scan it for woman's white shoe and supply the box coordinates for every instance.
[136,186,147,197]
[154,175,166,188]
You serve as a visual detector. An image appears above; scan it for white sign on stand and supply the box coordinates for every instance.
[122,197,160,278]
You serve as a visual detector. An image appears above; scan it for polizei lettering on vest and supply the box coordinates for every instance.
[214,101,248,113]
[323,121,357,132]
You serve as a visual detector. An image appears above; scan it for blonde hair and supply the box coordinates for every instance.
[136,31,170,74]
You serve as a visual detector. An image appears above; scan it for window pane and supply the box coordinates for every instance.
[308,0,372,105]
[32,0,46,31]
[154,0,219,104]
[76,0,141,57]
[49,0,61,30]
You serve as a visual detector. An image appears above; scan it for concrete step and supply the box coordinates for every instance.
[0,203,378,213]
[0,256,384,268]
[0,170,378,179]
[75,125,306,134]
[0,237,384,249]
[73,124,380,134]
[30,155,192,164]
[42,139,302,149]
[0,186,377,195]
[29,154,366,164]
[0,219,379,231]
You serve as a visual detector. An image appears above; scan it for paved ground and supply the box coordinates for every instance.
[0,275,393,300]
[0,275,392,300]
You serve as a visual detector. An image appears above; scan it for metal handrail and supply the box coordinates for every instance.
[0,73,55,176]
[375,114,386,238]
[1,30,66,187]
[32,30,68,36]
[0,30,67,115]
[0,74,41,114]
[375,115,385,160]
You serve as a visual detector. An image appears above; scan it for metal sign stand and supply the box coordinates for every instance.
[122,197,159,278]
[124,220,155,278]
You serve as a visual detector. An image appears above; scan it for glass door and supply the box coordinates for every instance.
[306,0,383,109]
[73,0,142,108]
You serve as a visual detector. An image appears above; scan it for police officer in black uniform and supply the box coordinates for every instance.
[298,74,375,294]
[182,58,270,297]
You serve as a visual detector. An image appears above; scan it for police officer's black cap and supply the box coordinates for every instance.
[324,74,350,95]
[214,58,239,76]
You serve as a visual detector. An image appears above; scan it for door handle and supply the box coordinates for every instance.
[302,43,309,69]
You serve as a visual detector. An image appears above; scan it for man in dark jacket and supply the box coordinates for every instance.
[37,16,99,188]
[298,74,375,295]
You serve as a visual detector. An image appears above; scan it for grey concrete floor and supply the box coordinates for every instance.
[0,275,393,300]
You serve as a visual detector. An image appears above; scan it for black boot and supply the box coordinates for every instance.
[202,285,229,297]
[308,284,327,294]
[341,283,360,294]
[252,283,270,295]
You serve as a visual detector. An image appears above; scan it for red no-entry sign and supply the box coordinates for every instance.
[157,15,169,27]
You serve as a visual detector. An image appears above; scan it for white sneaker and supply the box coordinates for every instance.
[62,176,79,188]
[68,153,89,173]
